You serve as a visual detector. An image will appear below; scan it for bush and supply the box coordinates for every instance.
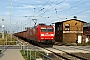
[0,50,1,54]
[77,41,90,46]
[0,34,17,45]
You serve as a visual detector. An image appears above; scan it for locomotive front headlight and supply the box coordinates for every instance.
[41,38,44,39]
[51,38,53,39]
[41,34,44,36]
[51,34,54,36]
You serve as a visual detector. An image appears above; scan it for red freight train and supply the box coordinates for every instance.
[14,24,55,46]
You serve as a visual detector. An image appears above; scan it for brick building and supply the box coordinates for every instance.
[55,18,86,43]
[83,23,90,43]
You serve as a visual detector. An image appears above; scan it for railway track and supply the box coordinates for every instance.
[53,47,88,60]
[17,38,90,60]
[39,46,90,60]
[53,46,90,53]
[68,46,90,52]
[17,38,33,46]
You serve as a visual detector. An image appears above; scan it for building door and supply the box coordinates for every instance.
[85,37,88,43]
[78,35,82,43]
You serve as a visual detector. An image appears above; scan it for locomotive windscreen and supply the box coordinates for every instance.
[41,27,53,32]
[41,27,46,32]
[47,28,53,32]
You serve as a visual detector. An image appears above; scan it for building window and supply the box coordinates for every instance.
[57,25,62,31]
[65,24,70,31]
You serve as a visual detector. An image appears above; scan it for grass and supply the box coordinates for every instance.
[20,50,27,60]
[20,50,46,60]
[77,42,90,46]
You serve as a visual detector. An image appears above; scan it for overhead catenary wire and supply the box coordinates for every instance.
[45,0,82,13]
[70,8,90,18]
[18,0,52,25]
[45,7,90,24]
[27,0,57,25]
[36,0,90,24]
[11,0,89,19]
[68,8,90,18]
[41,0,90,17]
[33,0,50,16]
[40,0,65,16]
[45,8,90,24]
[44,0,90,19]
[34,0,56,17]
[33,0,65,20]
[36,0,68,19]
[0,0,90,29]
[57,0,90,13]
[43,0,50,6]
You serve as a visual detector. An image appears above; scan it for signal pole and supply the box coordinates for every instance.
[2,17,4,39]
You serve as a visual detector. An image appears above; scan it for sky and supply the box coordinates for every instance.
[0,0,90,32]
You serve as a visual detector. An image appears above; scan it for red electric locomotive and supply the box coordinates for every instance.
[28,24,55,46]
[14,24,55,47]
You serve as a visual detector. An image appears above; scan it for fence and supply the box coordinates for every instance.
[18,40,53,60]
[0,40,17,53]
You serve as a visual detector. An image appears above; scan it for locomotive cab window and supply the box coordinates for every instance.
[47,28,53,32]
[41,27,53,32]
[41,27,47,32]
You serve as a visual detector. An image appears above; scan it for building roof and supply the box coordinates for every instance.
[55,18,86,24]
[83,23,90,27]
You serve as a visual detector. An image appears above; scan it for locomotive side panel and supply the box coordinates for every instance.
[28,27,38,42]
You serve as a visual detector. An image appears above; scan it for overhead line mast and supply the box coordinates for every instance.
[10,0,12,44]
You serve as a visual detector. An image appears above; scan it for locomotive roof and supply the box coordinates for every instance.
[29,24,53,29]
